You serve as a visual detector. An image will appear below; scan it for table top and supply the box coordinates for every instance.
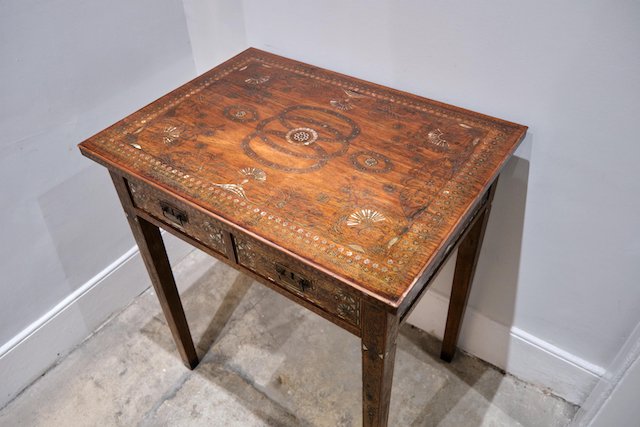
[79,48,527,308]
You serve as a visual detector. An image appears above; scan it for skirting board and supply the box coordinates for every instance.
[0,233,194,410]
[407,290,604,405]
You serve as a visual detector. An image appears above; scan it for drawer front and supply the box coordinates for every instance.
[128,179,228,257]
[235,236,361,327]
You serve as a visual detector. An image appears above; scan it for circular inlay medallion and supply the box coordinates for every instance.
[223,105,259,123]
[350,150,393,173]
[285,127,318,146]
[242,105,360,173]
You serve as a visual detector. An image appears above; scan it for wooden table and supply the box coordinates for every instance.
[79,48,526,426]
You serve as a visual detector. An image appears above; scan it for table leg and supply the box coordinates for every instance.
[362,302,399,427]
[110,171,199,369]
[440,181,497,362]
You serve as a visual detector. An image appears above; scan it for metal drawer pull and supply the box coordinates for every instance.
[275,263,312,292]
[160,201,188,227]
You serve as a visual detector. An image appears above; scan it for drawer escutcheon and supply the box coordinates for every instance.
[275,263,313,293]
[160,201,188,227]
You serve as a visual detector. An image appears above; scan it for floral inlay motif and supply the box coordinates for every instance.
[202,221,225,248]
[240,167,267,182]
[346,209,387,227]
[241,105,360,173]
[209,167,267,202]
[330,89,368,111]
[285,127,318,146]
[334,290,360,324]
[350,150,393,174]
[212,183,247,200]
[330,99,353,111]
[427,128,448,150]
[223,105,259,123]
[163,126,181,145]
[245,76,270,84]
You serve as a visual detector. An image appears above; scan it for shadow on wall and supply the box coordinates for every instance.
[470,145,530,355]
[406,139,531,417]
[467,149,531,333]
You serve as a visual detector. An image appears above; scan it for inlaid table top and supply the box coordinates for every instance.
[79,48,526,309]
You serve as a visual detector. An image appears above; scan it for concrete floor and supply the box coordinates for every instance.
[0,250,577,426]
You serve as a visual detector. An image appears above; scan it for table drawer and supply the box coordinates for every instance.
[234,236,361,327]
[127,179,228,258]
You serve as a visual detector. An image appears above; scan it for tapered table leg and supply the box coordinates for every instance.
[362,302,399,427]
[440,180,498,362]
[110,171,199,369]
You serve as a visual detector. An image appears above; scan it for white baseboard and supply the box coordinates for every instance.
[0,233,194,409]
[407,290,604,405]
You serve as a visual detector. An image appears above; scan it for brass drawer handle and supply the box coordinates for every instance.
[275,263,312,292]
[160,201,188,227]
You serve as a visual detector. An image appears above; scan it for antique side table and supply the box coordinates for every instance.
[79,48,526,426]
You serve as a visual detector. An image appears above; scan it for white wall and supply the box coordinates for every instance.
[182,0,247,73]
[0,0,198,407]
[226,0,640,403]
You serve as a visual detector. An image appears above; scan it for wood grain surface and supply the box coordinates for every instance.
[79,48,527,308]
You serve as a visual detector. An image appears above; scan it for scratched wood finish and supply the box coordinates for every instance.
[79,48,527,309]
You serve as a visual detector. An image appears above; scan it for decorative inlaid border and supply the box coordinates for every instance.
[250,53,517,133]
[87,51,521,297]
